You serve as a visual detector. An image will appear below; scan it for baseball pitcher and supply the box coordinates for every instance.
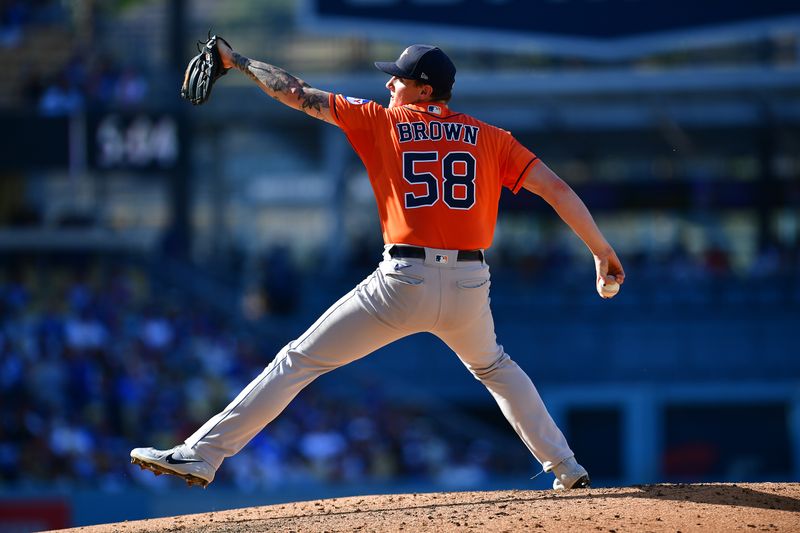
[132,41,625,490]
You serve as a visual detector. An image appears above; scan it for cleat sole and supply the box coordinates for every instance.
[572,475,591,489]
[130,456,210,488]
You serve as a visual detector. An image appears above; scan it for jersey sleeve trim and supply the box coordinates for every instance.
[511,157,540,194]
[330,93,341,124]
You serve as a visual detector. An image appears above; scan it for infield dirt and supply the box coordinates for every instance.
[60,482,799,532]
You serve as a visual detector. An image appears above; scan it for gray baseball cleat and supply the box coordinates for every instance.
[551,455,591,490]
[130,445,215,488]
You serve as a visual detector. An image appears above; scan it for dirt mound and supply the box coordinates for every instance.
[61,483,799,532]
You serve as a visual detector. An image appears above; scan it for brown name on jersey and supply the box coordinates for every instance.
[396,121,479,146]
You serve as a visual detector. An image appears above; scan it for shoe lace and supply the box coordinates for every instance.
[530,467,546,481]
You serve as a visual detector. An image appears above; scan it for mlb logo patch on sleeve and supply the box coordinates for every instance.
[346,97,370,105]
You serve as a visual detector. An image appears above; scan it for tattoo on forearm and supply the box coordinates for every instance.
[232,52,328,114]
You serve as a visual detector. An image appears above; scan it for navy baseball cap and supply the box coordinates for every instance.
[375,44,456,96]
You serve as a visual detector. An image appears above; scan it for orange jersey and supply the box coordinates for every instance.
[331,94,539,250]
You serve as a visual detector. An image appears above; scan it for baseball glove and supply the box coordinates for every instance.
[180,33,230,105]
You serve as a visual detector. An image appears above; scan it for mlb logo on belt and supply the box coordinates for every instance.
[435,254,449,264]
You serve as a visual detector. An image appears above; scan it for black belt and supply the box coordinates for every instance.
[388,245,484,262]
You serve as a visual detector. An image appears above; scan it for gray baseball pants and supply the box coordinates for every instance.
[185,245,574,472]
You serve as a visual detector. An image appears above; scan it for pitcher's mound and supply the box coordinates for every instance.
[63,482,800,532]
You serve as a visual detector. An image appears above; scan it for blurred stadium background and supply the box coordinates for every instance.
[0,0,798,529]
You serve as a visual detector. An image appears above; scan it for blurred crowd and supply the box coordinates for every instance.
[0,257,520,491]
[22,52,148,115]
[0,0,64,47]
[2,0,148,114]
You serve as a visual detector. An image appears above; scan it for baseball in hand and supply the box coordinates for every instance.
[598,278,620,298]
